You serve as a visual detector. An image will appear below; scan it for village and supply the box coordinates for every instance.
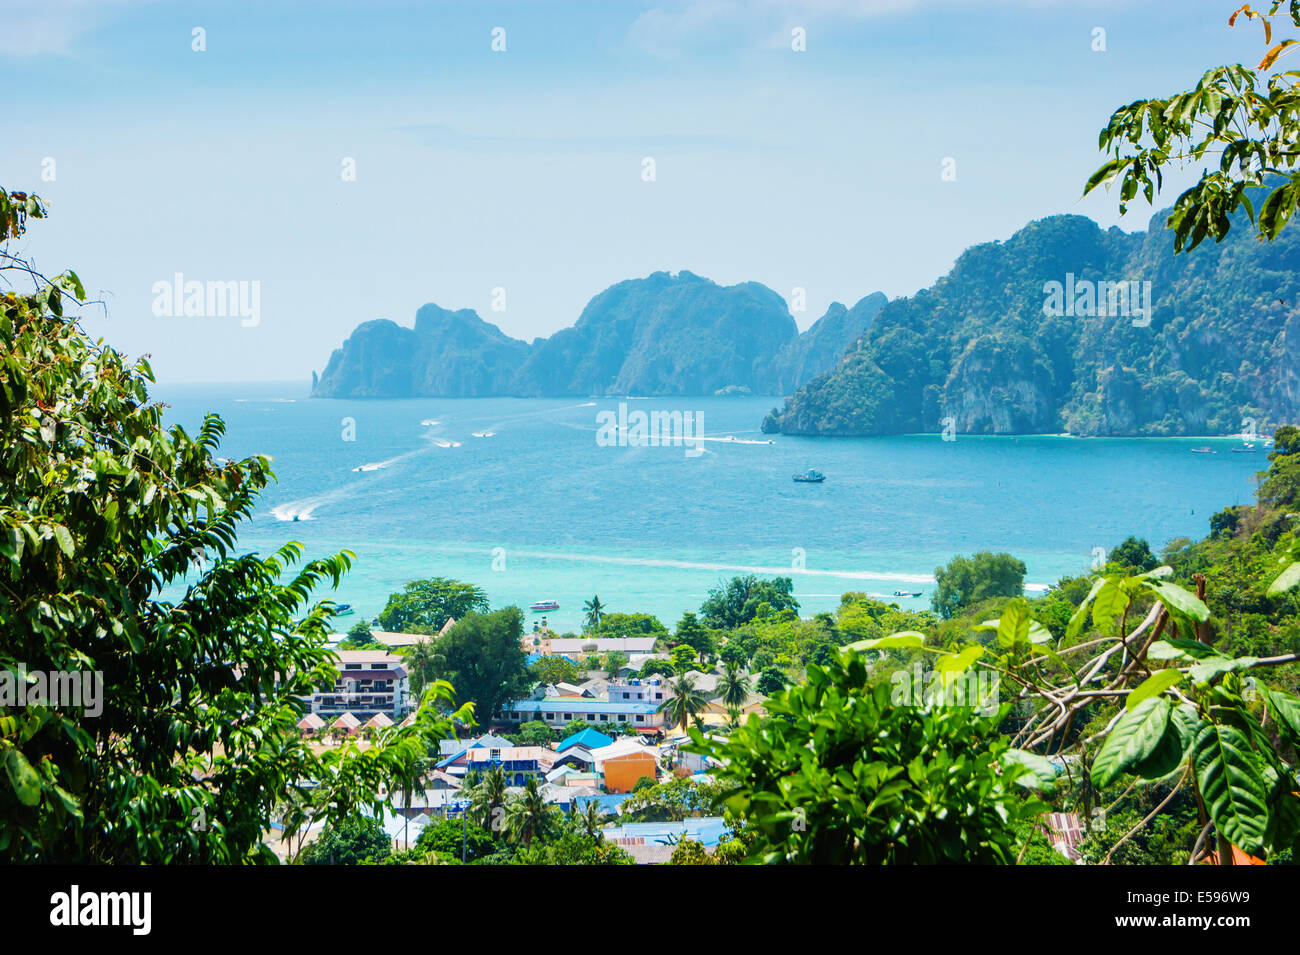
[268,618,768,864]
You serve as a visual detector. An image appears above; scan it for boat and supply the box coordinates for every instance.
[1191,447,1216,454]
[793,469,826,483]
[334,603,355,616]
[530,599,560,612]
[1230,444,1256,453]
[892,590,922,598]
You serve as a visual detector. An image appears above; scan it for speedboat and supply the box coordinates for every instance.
[335,603,355,616]
[1191,447,1216,454]
[892,590,922,598]
[530,599,560,612]
[793,469,826,483]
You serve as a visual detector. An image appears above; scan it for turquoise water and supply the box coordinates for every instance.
[158,383,1266,632]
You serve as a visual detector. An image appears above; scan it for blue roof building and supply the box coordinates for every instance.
[557,728,614,752]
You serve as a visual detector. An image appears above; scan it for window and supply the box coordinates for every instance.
[564,714,572,721]
[587,714,595,721]
[636,715,644,722]
[618,715,626,722]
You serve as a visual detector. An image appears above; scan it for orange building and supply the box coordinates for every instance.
[601,750,658,794]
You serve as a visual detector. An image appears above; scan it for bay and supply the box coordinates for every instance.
[158,382,1264,632]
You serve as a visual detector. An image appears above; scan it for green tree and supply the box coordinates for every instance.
[603,650,629,678]
[504,775,554,847]
[658,674,708,732]
[511,720,555,747]
[692,649,1043,864]
[1109,536,1158,572]
[437,607,531,725]
[468,766,508,834]
[755,666,787,696]
[531,655,582,686]
[583,595,604,632]
[931,552,1026,619]
[378,577,488,633]
[700,575,799,630]
[1085,2,1300,252]
[720,663,752,707]
[414,816,494,862]
[301,816,392,865]
[0,188,467,863]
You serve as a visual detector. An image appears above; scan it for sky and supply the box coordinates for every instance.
[0,0,1271,383]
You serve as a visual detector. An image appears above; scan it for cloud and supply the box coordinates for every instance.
[0,0,151,58]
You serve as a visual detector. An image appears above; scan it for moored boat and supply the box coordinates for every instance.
[793,468,826,483]
[530,599,560,612]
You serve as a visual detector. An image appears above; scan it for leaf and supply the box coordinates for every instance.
[1267,561,1300,596]
[51,524,74,558]
[1192,722,1269,854]
[845,632,926,653]
[934,645,983,674]
[1189,655,1258,685]
[1092,697,1172,788]
[1146,640,1186,661]
[1092,578,1128,632]
[1143,580,1210,624]
[1002,749,1057,791]
[1066,577,1107,641]
[1127,669,1183,710]
[1132,722,1189,782]
[1261,687,1300,744]
[995,598,1031,648]
[1260,38,1298,70]
[3,748,42,807]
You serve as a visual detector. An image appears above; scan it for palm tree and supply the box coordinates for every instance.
[657,674,708,733]
[583,595,604,633]
[505,775,553,847]
[720,663,751,709]
[578,800,606,840]
[469,765,507,834]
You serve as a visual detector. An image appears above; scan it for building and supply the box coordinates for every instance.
[495,686,669,734]
[461,745,557,786]
[540,639,660,660]
[310,651,410,721]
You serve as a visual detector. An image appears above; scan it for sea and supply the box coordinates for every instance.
[157,382,1267,633]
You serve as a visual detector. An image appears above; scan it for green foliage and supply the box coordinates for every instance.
[530,655,582,686]
[511,830,634,865]
[1085,5,1300,251]
[694,648,1043,863]
[0,189,467,862]
[301,816,391,866]
[434,607,531,726]
[509,720,556,747]
[700,575,799,630]
[415,816,495,862]
[378,577,488,633]
[594,611,667,639]
[932,552,1027,619]
[754,666,787,695]
[1110,536,1158,572]
[619,776,727,822]
[767,201,1300,439]
[658,674,708,732]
